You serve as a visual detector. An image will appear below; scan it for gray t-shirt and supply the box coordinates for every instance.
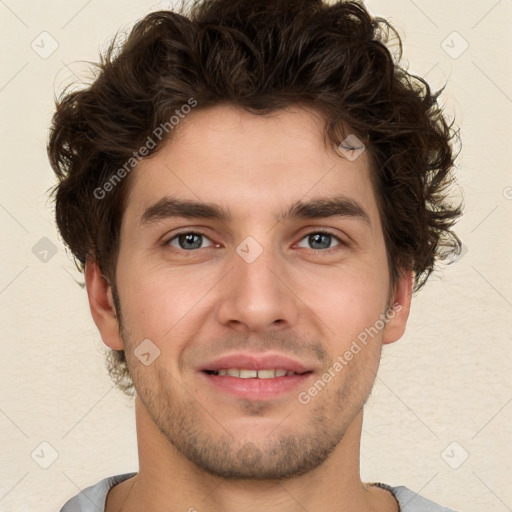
[60,472,459,511]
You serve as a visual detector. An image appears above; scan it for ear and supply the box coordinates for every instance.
[84,257,124,350]
[382,269,414,345]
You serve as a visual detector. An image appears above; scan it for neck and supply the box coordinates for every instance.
[106,397,398,512]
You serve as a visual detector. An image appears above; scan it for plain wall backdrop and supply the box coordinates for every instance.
[1,0,511,511]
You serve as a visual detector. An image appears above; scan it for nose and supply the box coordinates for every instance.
[215,240,300,332]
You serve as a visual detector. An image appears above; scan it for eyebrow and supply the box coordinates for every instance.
[140,195,371,227]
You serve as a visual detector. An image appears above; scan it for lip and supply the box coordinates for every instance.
[200,372,312,400]
[198,352,313,374]
[198,352,314,400]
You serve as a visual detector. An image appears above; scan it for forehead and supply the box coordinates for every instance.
[123,104,380,230]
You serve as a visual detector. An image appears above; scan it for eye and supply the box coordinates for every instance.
[166,232,215,251]
[163,230,346,253]
[296,231,343,251]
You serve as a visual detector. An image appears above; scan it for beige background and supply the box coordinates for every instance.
[1,0,511,511]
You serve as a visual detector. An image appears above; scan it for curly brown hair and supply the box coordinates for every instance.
[48,0,463,396]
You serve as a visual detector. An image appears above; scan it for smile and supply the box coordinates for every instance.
[204,368,300,378]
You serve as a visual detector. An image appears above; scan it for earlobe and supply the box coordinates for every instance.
[85,257,124,350]
[382,270,414,345]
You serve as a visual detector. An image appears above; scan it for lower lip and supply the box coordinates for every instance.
[200,372,312,400]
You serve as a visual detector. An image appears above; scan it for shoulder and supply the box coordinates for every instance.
[386,484,460,512]
[59,472,137,512]
[371,482,460,511]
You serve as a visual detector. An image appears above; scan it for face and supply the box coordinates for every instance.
[102,104,409,479]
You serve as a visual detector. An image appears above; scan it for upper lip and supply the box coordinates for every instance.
[199,352,313,374]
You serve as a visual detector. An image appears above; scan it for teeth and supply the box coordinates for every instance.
[211,368,297,378]
[258,369,276,379]
[239,369,258,378]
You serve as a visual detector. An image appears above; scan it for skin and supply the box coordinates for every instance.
[86,104,413,512]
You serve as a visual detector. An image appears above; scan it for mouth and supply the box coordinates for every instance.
[200,370,313,400]
[203,368,304,378]
[199,353,315,400]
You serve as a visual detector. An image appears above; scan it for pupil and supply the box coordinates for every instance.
[310,233,330,249]
[180,233,201,250]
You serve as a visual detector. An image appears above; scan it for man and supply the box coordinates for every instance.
[49,0,463,510]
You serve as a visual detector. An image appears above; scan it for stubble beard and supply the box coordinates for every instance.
[124,335,379,481]
[113,287,382,481]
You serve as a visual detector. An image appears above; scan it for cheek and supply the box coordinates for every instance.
[305,263,389,326]
[115,265,216,371]
[303,278,389,377]
[117,261,191,327]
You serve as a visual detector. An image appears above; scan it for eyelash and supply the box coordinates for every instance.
[163,230,347,254]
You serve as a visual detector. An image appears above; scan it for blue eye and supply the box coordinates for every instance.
[167,232,214,251]
[164,230,344,253]
[297,232,342,251]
